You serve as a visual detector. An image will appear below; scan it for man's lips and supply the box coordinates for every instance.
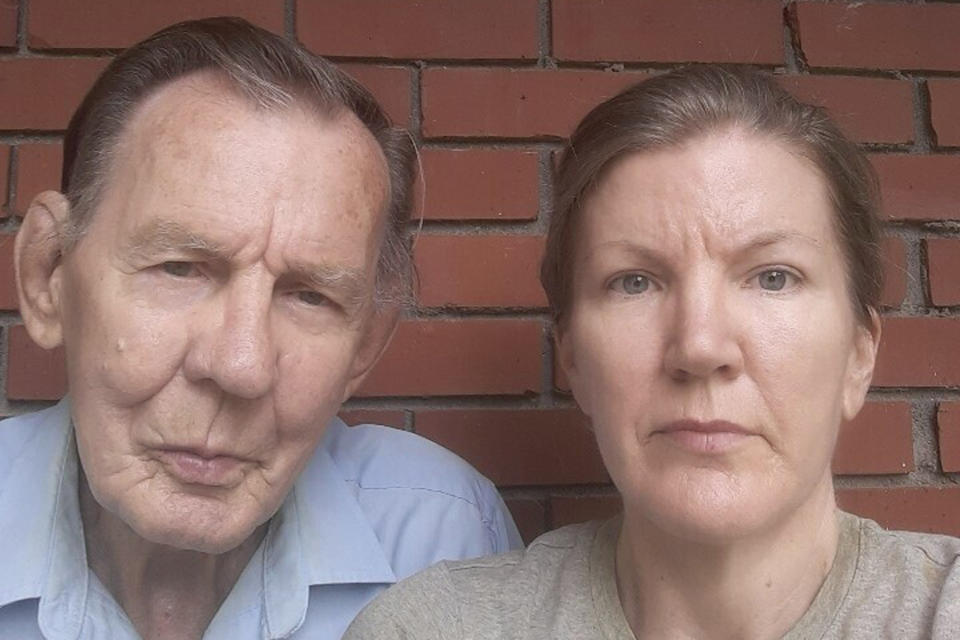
[154,447,250,487]
[653,420,757,453]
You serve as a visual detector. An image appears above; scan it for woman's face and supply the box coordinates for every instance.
[558,128,879,542]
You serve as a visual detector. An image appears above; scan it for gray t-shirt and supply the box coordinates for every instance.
[345,511,960,639]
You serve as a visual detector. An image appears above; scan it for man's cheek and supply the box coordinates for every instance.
[92,321,190,404]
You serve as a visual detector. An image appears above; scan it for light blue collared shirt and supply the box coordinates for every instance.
[0,400,522,639]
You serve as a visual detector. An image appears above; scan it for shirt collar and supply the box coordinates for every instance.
[0,398,89,639]
[260,416,397,636]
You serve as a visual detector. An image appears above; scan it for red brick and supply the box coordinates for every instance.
[0,235,17,311]
[872,155,960,221]
[337,409,405,429]
[14,143,62,216]
[422,69,645,139]
[937,403,960,473]
[415,409,608,487]
[358,319,542,396]
[420,149,538,221]
[929,79,960,147]
[506,499,546,545]
[880,236,907,308]
[554,355,571,394]
[554,0,782,65]
[551,495,621,528]
[415,235,546,308]
[340,64,411,128]
[833,402,913,475]
[837,487,960,537]
[874,317,960,387]
[797,3,960,72]
[782,76,913,145]
[0,58,108,130]
[6,324,67,400]
[927,239,960,307]
[0,0,15,48]
[28,0,283,49]
[297,0,538,60]
[0,144,9,214]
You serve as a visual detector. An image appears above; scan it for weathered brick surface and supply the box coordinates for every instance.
[0,58,108,130]
[14,143,62,215]
[937,404,960,473]
[927,238,960,307]
[506,499,547,544]
[422,69,645,139]
[0,235,17,311]
[782,76,913,145]
[419,149,539,221]
[337,409,405,430]
[414,408,608,487]
[797,3,960,72]
[874,318,960,387]
[340,64,412,127]
[553,0,782,65]
[837,487,960,537]
[0,144,9,215]
[415,234,546,308]
[297,0,538,60]
[833,402,913,475]
[929,79,960,147]
[872,155,960,222]
[28,0,283,48]
[358,319,542,396]
[0,0,15,47]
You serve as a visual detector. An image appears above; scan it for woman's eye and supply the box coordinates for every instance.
[297,290,329,307]
[612,273,651,295]
[160,261,198,278]
[757,269,791,291]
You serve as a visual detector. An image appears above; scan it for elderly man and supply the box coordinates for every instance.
[0,17,520,640]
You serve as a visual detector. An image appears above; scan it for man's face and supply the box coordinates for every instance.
[53,75,391,553]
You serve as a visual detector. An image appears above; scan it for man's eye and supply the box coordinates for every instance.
[756,269,795,291]
[160,261,198,278]
[611,273,651,295]
[296,290,329,307]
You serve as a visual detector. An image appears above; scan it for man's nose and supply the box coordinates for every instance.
[662,282,744,383]
[184,283,277,399]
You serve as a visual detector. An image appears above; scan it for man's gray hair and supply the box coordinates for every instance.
[62,17,417,306]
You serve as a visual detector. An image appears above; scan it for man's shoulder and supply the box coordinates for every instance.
[323,418,498,502]
[0,403,69,478]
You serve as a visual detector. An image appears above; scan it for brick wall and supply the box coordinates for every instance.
[1,0,957,543]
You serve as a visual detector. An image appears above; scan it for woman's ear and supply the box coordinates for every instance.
[556,323,594,418]
[842,308,881,422]
[15,191,71,350]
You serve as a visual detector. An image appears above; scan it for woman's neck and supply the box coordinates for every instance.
[616,476,839,640]
[79,474,267,639]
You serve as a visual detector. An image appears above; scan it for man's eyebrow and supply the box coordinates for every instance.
[123,220,227,258]
[286,260,372,307]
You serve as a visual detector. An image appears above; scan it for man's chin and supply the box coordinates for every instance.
[126,507,266,555]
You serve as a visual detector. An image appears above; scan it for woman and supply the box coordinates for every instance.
[346,66,960,639]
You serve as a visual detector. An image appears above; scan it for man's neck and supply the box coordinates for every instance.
[79,474,267,639]
[615,476,840,640]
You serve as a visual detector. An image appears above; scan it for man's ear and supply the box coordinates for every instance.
[342,305,400,401]
[15,191,71,350]
[842,308,881,422]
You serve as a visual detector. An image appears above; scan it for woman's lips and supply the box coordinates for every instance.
[654,419,757,454]
[155,448,247,486]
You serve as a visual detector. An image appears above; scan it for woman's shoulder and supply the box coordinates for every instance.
[832,512,960,639]
[344,519,611,640]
